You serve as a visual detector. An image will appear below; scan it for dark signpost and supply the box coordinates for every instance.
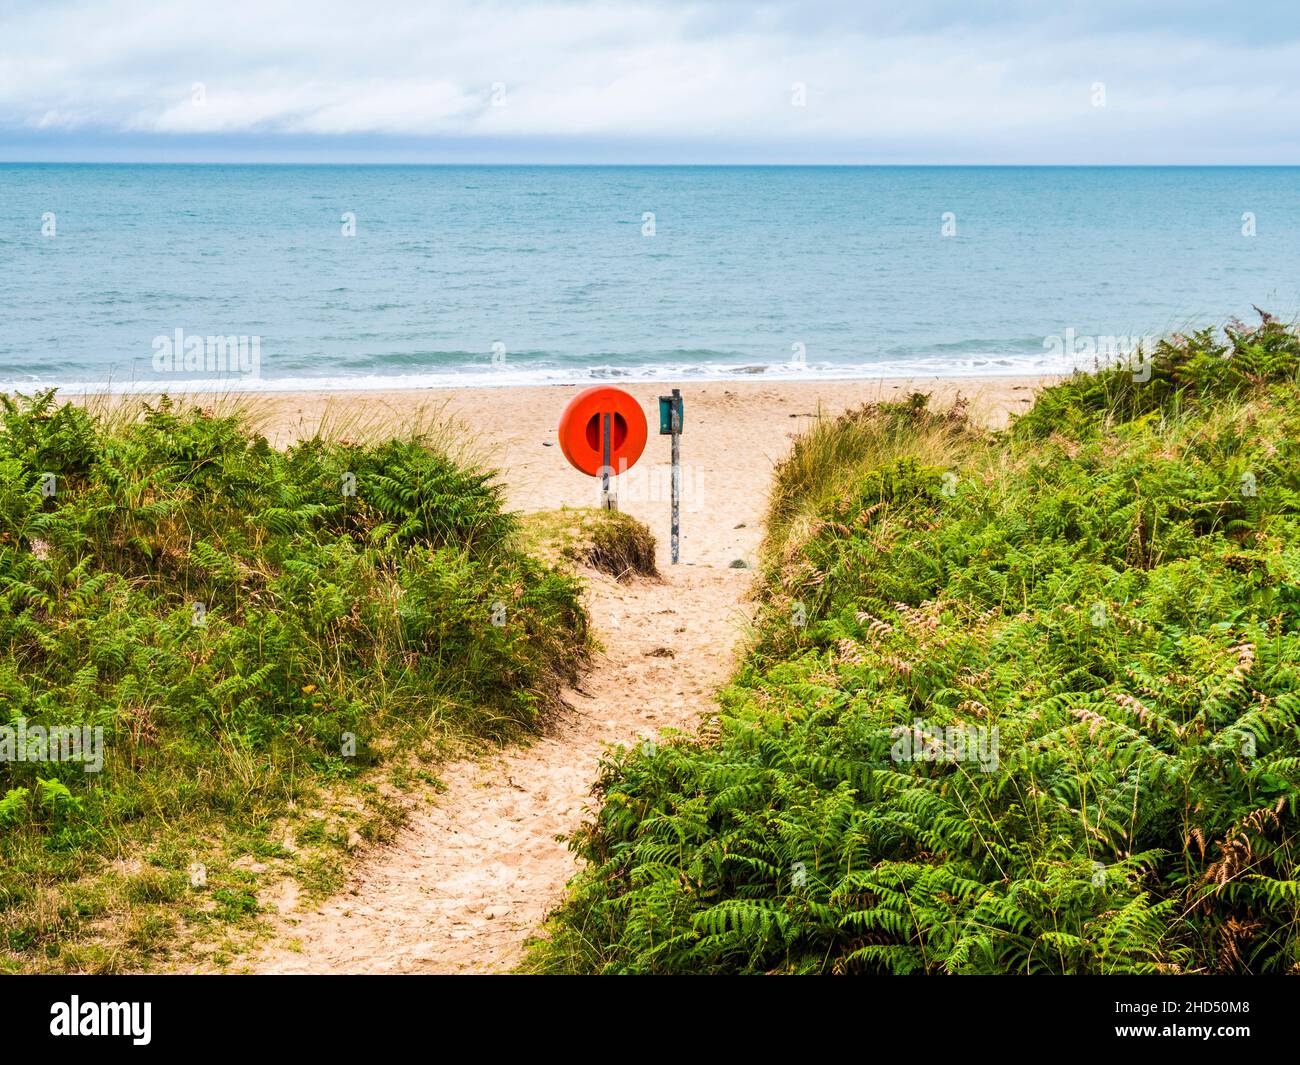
[658,388,683,564]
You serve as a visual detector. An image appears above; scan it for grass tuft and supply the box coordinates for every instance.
[519,507,658,581]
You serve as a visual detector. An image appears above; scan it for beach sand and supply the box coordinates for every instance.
[219,374,1054,568]
[192,374,1054,974]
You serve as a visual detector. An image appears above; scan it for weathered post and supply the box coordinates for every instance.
[659,388,683,564]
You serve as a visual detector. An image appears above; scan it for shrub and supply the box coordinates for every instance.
[531,318,1300,975]
[0,394,588,970]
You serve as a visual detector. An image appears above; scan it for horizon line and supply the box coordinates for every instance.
[6,160,1300,168]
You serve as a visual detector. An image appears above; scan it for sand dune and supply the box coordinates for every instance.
[220,375,1052,973]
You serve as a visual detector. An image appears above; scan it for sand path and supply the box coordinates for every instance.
[250,562,746,974]
[238,378,1040,974]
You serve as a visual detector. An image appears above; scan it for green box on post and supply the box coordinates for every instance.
[658,392,683,435]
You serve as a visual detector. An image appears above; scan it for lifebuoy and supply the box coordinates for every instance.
[557,386,648,477]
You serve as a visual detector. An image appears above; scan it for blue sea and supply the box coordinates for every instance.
[3,164,1300,392]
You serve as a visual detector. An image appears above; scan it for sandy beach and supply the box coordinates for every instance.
[166,375,1055,569]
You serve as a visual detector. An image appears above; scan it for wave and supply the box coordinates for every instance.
[6,349,1085,396]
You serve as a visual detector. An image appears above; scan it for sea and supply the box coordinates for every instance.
[3,164,1299,393]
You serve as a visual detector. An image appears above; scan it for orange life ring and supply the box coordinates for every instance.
[557,386,648,477]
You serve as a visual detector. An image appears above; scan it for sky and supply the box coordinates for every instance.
[3,0,1299,163]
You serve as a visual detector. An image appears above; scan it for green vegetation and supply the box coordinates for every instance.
[0,394,588,972]
[518,507,658,581]
[531,316,1300,974]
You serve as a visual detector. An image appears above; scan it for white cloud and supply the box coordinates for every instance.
[3,0,1300,160]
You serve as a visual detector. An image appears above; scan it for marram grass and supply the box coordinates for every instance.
[518,507,658,582]
[0,393,588,972]
[529,316,1300,975]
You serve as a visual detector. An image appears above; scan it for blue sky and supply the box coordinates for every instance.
[4,0,1299,163]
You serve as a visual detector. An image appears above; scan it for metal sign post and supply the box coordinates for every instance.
[659,388,683,564]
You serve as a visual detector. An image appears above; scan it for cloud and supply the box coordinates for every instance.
[3,0,1300,161]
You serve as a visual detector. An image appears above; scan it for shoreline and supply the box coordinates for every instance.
[22,363,1077,397]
